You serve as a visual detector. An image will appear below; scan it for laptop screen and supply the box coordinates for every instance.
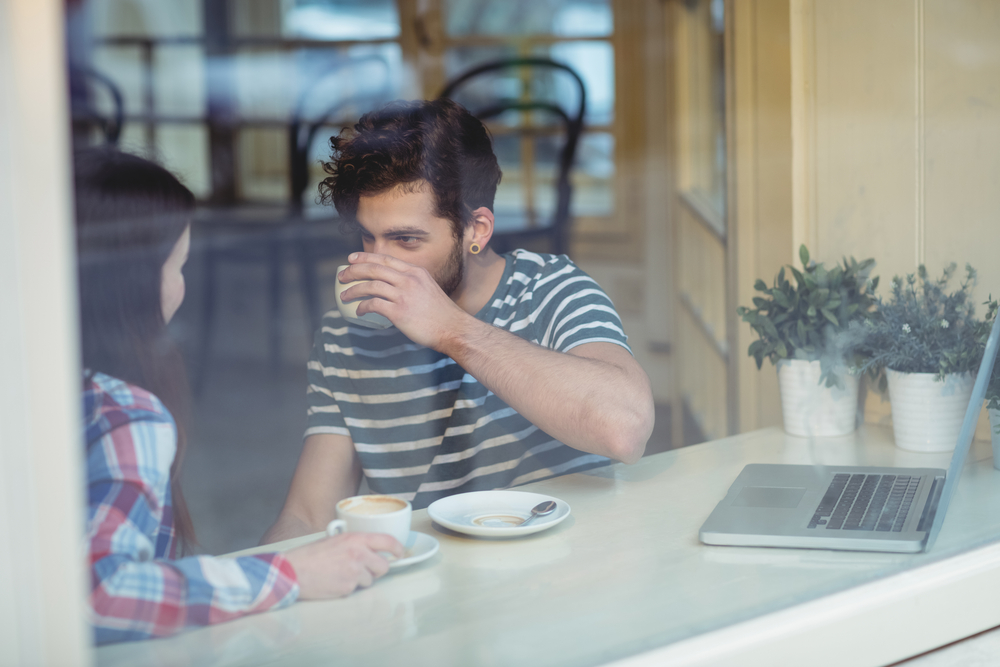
[925,312,1000,550]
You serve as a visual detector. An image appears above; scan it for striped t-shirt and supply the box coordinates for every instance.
[305,250,631,509]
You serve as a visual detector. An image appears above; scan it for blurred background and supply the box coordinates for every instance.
[66,0,680,555]
[65,0,999,555]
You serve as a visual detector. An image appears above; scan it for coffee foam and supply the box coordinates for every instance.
[341,496,407,516]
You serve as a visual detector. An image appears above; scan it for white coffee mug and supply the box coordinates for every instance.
[326,494,412,545]
[335,264,393,329]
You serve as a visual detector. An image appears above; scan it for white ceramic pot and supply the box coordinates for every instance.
[989,408,1000,470]
[776,359,859,437]
[886,369,976,452]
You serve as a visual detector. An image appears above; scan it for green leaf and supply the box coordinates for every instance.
[776,341,789,358]
[761,317,779,338]
[821,308,839,326]
[815,265,829,287]
[809,288,830,307]
[799,245,810,267]
[752,297,769,308]
[789,267,805,287]
[754,279,768,292]
[772,289,791,309]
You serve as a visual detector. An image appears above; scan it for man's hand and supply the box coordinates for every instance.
[284,533,404,600]
[338,252,470,351]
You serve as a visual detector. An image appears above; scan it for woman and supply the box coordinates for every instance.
[76,148,402,645]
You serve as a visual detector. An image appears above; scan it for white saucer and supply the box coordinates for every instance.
[389,531,439,569]
[427,490,571,537]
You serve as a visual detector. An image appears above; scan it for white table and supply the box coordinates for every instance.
[95,426,1000,667]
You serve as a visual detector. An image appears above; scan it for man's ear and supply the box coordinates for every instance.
[467,206,495,248]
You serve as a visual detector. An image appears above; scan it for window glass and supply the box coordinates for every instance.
[294,43,403,121]
[154,45,206,117]
[91,45,146,116]
[491,132,527,232]
[572,132,614,216]
[677,0,726,218]
[157,125,212,198]
[548,40,614,126]
[444,43,611,127]
[284,0,400,40]
[90,0,201,37]
[48,0,1000,662]
[232,49,300,120]
[445,0,611,37]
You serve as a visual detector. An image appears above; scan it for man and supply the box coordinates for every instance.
[262,99,654,543]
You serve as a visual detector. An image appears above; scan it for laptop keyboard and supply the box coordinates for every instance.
[807,473,920,532]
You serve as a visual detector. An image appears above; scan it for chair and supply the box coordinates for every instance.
[287,60,394,332]
[69,67,124,146]
[195,58,392,388]
[438,57,586,256]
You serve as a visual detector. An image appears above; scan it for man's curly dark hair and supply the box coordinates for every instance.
[318,98,502,240]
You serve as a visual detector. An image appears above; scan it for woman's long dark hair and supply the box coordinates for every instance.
[74,147,197,550]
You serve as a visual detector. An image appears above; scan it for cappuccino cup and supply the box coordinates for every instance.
[326,494,411,545]
[335,264,392,329]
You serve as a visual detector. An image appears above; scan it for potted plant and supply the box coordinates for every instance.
[857,264,983,452]
[738,245,877,437]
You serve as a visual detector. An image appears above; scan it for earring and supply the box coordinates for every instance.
[470,242,481,255]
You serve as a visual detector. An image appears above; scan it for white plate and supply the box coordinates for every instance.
[389,531,439,569]
[427,490,571,537]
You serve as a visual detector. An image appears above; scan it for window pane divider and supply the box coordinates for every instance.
[443,34,611,47]
[97,36,399,48]
[679,187,726,244]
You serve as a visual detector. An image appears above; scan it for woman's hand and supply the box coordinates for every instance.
[284,532,404,599]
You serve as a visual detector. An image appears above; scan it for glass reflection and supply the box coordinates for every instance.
[284,0,400,40]
[445,0,612,37]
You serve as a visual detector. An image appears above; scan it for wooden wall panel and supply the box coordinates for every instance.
[677,207,728,343]
[731,0,791,433]
[807,0,999,297]
[923,0,1000,301]
[811,0,919,283]
[678,307,729,442]
[792,0,999,437]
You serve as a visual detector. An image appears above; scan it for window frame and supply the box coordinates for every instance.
[0,1,91,664]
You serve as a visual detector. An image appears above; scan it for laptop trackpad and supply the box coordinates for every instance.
[732,486,807,508]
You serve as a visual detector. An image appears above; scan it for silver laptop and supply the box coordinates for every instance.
[700,314,1000,553]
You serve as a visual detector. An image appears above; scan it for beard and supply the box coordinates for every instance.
[434,233,465,297]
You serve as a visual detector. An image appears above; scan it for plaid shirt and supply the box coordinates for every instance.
[84,372,299,645]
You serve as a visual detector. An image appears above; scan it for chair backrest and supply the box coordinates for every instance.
[438,57,586,256]
[69,67,124,146]
[288,56,393,214]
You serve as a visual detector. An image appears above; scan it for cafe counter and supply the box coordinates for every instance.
[95,425,1000,666]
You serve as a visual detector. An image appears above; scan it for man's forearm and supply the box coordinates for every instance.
[440,317,654,463]
[261,434,364,546]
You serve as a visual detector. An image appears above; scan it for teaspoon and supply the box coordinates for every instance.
[519,500,558,527]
